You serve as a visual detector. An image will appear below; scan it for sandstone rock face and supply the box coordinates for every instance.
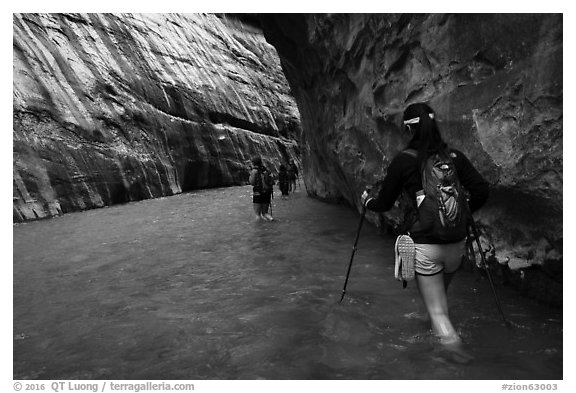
[261,14,562,302]
[13,13,301,221]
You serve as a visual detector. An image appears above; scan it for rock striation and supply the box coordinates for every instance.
[261,14,563,304]
[13,13,301,221]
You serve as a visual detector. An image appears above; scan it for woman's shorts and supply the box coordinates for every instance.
[253,192,271,204]
[414,241,466,275]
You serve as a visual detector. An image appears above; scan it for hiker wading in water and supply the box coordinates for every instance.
[249,156,274,221]
[361,102,489,358]
[278,164,290,199]
[287,159,299,193]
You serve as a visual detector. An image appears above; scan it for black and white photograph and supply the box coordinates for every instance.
[9,3,567,390]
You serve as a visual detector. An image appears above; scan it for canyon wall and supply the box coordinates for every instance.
[261,14,563,304]
[13,13,301,221]
[13,13,563,304]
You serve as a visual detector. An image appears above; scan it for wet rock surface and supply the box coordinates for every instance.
[13,13,301,222]
[260,14,563,304]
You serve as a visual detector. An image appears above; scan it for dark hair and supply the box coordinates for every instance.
[279,164,286,171]
[251,156,263,167]
[403,102,448,170]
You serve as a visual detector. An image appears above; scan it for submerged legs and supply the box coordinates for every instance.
[415,271,474,363]
[415,271,460,344]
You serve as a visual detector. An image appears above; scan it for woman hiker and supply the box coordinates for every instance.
[361,102,489,360]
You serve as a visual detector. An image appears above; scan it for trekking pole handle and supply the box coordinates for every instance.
[361,186,372,208]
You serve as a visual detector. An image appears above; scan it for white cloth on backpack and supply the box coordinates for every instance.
[394,235,415,282]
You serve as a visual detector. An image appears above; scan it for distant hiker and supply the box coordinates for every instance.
[278,164,290,199]
[249,156,275,221]
[361,102,489,359]
[287,159,299,193]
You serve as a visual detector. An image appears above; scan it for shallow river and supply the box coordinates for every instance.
[13,186,562,380]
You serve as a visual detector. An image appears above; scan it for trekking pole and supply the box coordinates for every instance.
[467,210,510,327]
[339,188,371,303]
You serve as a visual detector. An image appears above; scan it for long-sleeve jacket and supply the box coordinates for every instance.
[365,147,489,243]
[287,164,298,180]
[278,170,289,187]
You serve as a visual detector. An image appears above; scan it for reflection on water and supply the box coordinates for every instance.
[13,186,562,379]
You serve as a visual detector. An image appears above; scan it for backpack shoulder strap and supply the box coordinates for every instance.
[402,148,418,158]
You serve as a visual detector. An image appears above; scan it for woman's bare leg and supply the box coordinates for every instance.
[415,272,460,344]
[444,271,455,291]
[253,203,263,220]
[416,272,474,362]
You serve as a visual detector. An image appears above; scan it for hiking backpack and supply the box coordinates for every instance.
[253,168,274,194]
[262,170,274,192]
[406,149,469,242]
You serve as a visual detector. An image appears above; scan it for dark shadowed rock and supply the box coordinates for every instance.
[13,13,301,221]
[260,14,562,304]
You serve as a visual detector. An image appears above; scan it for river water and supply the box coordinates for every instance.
[13,186,562,380]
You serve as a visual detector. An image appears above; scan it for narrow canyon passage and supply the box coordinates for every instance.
[13,186,562,379]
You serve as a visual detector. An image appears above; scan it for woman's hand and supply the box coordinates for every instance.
[361,188,372,207]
